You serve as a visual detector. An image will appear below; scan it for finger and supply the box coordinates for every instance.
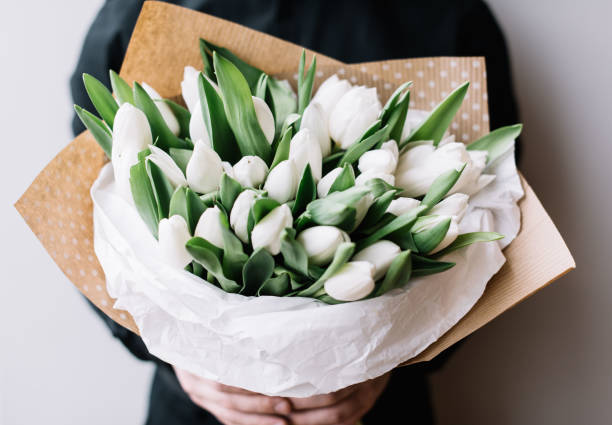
[288,394,363,425]
[289,385,359,410]
[201,385,292,415]
[213,381,264,395]
[200,400,289,425]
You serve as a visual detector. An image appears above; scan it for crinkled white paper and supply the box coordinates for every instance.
[91,141,523,397]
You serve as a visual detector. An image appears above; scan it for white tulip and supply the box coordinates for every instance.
[142,82,180,136]
[324,261,375,301]
[399,109,435,143]
[353,240,401,280]
[251,204,293,255]
[387,197,421,216]
[232,156,269,188]
[413,215,460,254]
[158,215,192,269]
[111,103,152,200]
[296,226,350,266]
[430,193,469,221]
[317,167,343,198]
[181,66,200,113]
[189,100,211,147]
[396,142,493,198]
[252,96,275,145]
[312,74,352,119]
[329,86,382,149]
[264,159,299,203]
[300,101,331,157]
[186,139,224,194]
[230,190,257,243]
[221,161,234,178]
[381,140,399,165]
[194,206,225,249]
[289,128,322,181]
[355,169,395,187]
[146,145,186,188]
[358,148,397,175]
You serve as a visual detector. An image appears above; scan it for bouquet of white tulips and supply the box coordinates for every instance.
[76,39,517,304]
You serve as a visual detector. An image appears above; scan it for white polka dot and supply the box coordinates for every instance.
[418,91,426,98]
[79,269,86,277]
[473,82,481,90]
[293,73,298,80]
[461,113,469,120]
[428,80,435,88]
[91,269,99,277]
[372,75,379,81]
[440,91,448,98]
[88,255,94,262]
[404,62,412,69]
[384,83,392,90]
[472,103,481,110]
[84,239,91,245]
[450,81,458,88]
[429,101,436,108]
[382,64,390,71]
[473,124,481,132]
[440,70,448,78]
[473,60,481,68]
[63,252,70,259]
[75,253,81,260]
[60,235,67,244]
[66,268,73,276]
[96,284,103,291]
[69,222,76,229]
[409,100,416,107]
[83,285,89,292]
[80,224,86,231]
[427,60,434,68]
[120,313,127,320]
[450,61,458,68]
[483,93,488,101]
[394,72,402,79]
[360,66,367,73]
[462,133,469,141]
[101,299,108,307]
[316,70,323,78]
[72,238,78,245]
[461,71,469,79]
[338,68,346,75]
[483,71,487,78]
[483,114,490,122]
[451,122,459,130]
[416,71,424,78]
[350,76,357,83]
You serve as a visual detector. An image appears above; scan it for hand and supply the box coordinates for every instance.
[287,373,390,425]
[173,366,291,425]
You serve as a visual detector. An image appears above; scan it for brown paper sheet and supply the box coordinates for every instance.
[15,1,574,363]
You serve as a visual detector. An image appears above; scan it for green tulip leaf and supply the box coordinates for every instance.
[162,99,191,139]
[356,205,427,251]
[129,156,160,238]
[403,81,469,148]
[432,232,504,258]
[82,73,119,128]
[420,165,465,212]
[467,124,523,166]
[358,190,395,231]
[411,254,455,277]
[412,216,451,254]
[186,237,240,292]
[268,79,297,138]
[242,248,275,296]
[339,123,387,166]
[146,160,174,220]
[328,163,356,194]
[297,242,355,297]
[74,105,112,158]
[219,173,243,212]
[375,250,412,296]
[379,81,412,124]
[280,228,310,276]
[246,198,281,238]
[270,127,292,170]
[386,89,411,143]
[255,73,269,100]
[168,148,193,174]
[198,39,215,81]
[297,50,317,116]
[292,164,316,216]
[258,273,291,296]
[169,187,206,234]
[109,70,134,105]
[213,53,272,163]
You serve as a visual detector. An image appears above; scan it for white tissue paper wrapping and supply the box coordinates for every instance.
[91,132,523,397]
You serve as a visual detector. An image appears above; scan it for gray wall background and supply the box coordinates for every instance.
[1,1,610,424]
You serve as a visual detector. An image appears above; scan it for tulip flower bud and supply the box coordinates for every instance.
[317,167,343,198]
[252,96,275,145]
[158,215,193,269]
[147,145,187,188]
[264,159,299,203]
[189,100,211,148]
[312,74,352,119]
[324,261,375,301]
[230,190,257,243]
[430,193,469,221]
[142,82,180,136]
[381,140,399,165]
[296,226,350,266]
[111,103,153,200]
[399,109,430,143]
[194,206,225,249]
[329,86,382,149]
[289,128,322,181]
[352,240,401,280]
[300,101,331,157]
[358,148,397,175]
[186,139,224,194]
[355,170,395,187]
[221,161,234,178]
[232,156,269,188]
[181,66,200,113]
[396,142,492,198]
[251,204,293,255]
[387,197,421,216]
[413,215,460,254]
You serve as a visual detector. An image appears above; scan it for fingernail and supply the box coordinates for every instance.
[275,400,291,414]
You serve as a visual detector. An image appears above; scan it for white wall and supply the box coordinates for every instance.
[431,1,612,424]
[0,2,153,424]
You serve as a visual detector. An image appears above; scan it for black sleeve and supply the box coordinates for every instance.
[72,0,167,366]
[455,0,522,161]
[70,0,144,136]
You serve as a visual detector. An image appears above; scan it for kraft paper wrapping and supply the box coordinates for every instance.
[15,1,574,367]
